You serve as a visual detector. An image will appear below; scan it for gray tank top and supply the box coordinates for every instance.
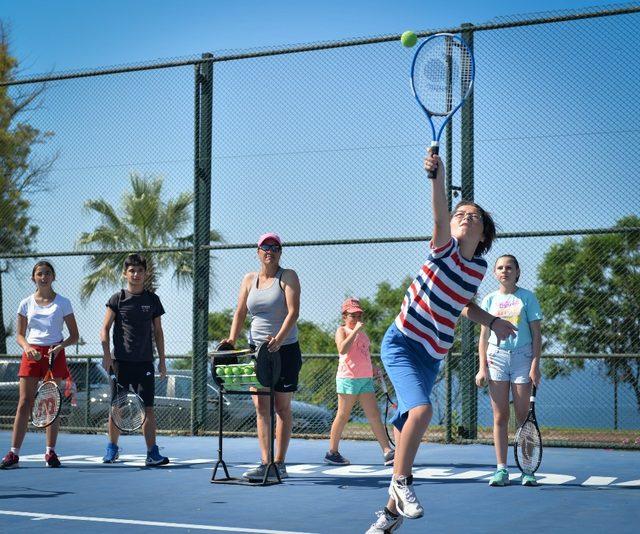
[246,268,298,346]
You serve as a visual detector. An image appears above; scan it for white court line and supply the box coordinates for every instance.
[583,476,617,486]
[0,510,319,534]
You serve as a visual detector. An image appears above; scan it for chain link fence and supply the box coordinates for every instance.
[1,4,639,448]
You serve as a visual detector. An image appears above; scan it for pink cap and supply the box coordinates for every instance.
[257,232,282,247]
[341,298,363,314]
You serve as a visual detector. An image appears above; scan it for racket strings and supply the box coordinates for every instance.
[112,391,145,431]
[516,421,542,473]
[32,381,61,427]
[413,37,473,115]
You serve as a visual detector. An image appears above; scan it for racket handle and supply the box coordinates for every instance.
[428,143,439,180]
[379,375,388,394]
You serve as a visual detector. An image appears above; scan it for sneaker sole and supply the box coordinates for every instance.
[0,464,19,469]
[145,459,170,466]
[394,508,424,519]
[323,459,350,465]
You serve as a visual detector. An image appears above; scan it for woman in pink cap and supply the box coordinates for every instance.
[222,232,301,482]
[325,297,394,466]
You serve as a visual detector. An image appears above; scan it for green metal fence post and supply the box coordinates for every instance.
[191,53,213,435]
[444,35,454,444]
[85,357,91,428]
[613,359,619,430]
[459,23,477,439]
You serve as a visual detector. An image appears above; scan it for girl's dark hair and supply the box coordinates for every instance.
[452,201,496,256]
[495,254,520,282]
[31,260,55,280]
[123,253,147,271]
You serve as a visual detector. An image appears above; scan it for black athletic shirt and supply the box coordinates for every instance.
[107,289,165,362]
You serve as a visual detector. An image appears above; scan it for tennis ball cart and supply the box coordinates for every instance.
[209,341,282,486]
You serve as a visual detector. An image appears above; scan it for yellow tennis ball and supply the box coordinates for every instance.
[401,30,417,48]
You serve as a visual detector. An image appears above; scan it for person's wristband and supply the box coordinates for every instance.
[488,317,498,331]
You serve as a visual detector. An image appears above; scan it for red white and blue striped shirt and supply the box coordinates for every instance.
[395,237,487,359]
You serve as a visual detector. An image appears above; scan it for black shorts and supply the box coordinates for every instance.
[250,341,302,393]
[113,360,155,407]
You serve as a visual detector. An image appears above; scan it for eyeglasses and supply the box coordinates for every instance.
[346,313,362,318]
[452,211,483,222]
[259,244,282,253]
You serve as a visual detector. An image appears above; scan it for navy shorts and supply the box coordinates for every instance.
[381,323,442,431]
[113,360,155,407]
[250,341,302,393]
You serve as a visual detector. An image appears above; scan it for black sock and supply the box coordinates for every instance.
[396,474,414,485]
[384,507,399,519]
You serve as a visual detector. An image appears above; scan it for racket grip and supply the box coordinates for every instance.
[428,144,439,180]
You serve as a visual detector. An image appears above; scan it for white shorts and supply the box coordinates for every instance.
[486,344,533,384]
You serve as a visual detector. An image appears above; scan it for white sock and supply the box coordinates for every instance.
[497,463,507,470]
[10,447,19,455]
[46,447,54,454]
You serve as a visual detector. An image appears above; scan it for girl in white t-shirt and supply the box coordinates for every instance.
[0,261,79,470]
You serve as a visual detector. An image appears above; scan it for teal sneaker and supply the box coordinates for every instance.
[521,473,538,486]
[489,468,510,486]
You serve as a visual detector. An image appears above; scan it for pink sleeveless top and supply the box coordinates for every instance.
[336,327,373,379]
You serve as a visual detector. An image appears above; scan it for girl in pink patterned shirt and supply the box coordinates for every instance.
[324,298,394,466]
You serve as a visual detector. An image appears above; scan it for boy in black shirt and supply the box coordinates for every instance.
[100,254,169,466]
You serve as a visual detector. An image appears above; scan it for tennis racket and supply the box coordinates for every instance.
[378,374,397,448]
[109,370,146,432]
[31,350,62,428]
[410,32,475,178]
[514,385,543,476]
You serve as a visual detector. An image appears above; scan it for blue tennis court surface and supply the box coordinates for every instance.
[0,430,638,533]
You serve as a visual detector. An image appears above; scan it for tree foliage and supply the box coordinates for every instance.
[77,173,222,298]
[0,26,55,352]
[535,216,640,412]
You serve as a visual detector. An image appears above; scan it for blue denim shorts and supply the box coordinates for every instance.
[487,344,533,384]
[381,322,442,431]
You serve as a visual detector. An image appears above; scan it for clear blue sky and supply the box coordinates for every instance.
[2,1,637,356]
[3,0,607,74]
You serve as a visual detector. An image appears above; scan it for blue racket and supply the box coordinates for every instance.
[410,33,475,178]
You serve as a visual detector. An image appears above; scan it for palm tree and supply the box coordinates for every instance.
[77,173,221,298]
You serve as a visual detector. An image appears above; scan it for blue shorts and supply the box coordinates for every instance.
[381,322,442,431]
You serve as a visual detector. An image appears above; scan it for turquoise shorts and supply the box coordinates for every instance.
[336,377,375,395]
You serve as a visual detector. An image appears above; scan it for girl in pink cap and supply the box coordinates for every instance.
[324,297,394,466]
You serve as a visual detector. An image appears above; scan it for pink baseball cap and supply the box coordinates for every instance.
[257,232,282,247]
[341,298,363,314]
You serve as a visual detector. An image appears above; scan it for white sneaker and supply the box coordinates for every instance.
[388,475,424,519]
[365,509,404,533]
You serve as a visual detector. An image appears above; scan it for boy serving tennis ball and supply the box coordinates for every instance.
[100,253,169,466]
[366,151,517,533]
